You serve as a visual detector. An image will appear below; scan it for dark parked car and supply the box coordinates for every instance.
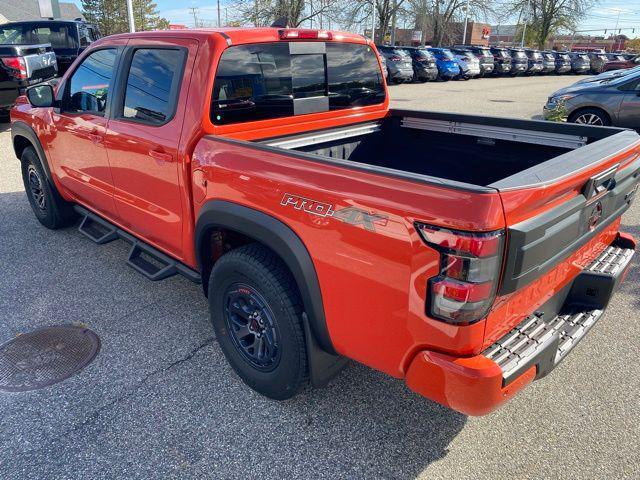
[588,52,609,74]
[508,48,528,75]
[0,20,100,76]
[602,55,640,72]
[568,52,591,74]
[0,43,57,114]
[541,51,556,73]
[552,51,572,74]
[452,45,495,76]
[489,47,512,74]
[376,45,414,83]
[402,47,438,82]
[524,49,544,74]
[544,68,640,127]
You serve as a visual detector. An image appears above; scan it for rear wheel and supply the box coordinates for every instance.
[21,146,76,229]
[568,108,611,127]
[209,243,308,400]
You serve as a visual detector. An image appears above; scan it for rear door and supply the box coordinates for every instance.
[104,38,197,259]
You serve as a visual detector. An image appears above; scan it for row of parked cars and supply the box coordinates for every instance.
[376,44,639,83]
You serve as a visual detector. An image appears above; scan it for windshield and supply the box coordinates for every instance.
[605,69,640,86]
[437,49,454,60]
[0,24,76,48]
[530,51,542,59]
[579,54,589,60]
[512,51,526,59]
[413,49,434,61]
[544,53,555,60]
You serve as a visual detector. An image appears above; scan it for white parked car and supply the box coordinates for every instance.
[451,48,481,79]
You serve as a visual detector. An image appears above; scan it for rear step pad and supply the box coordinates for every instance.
[483,243,634,386]
[74,206,201,284]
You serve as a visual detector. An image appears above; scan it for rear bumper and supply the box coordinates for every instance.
[405,233,635,416]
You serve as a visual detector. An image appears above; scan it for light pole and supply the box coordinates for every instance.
[371,1,376,43]
[520,0,530,47]
[218,0,221,27]
[462,0,470,44]
[126,0,135,32]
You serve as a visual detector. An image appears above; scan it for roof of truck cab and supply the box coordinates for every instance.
[101,27,368,46]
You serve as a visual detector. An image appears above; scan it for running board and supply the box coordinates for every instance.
[78,213,118,244]
[74,206,201,284]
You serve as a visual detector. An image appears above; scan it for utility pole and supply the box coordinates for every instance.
[391,0,397,45]
[371,1,376,43]
[521,0,530,47]
[462,0,470,44]
[217,0,221,27]
[189,6,198,28]
[126,0,135,32]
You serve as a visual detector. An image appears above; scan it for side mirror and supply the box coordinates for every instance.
[26,84,55,108]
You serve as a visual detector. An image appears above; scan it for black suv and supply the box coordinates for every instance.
[489,47,512,74]
[0,20,100,75]
[508,48,528,75]
[452,45,495,76]
[402,47,438,82]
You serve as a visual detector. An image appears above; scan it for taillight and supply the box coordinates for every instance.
[416,223,505,325]
[389,55,402,62]
[1,56,27,79]
[278,29,332,40]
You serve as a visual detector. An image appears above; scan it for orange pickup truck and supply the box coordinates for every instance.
[10,28,639,415]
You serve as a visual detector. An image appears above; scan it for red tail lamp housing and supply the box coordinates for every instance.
[1,57,27,80]
[416,223,505,325]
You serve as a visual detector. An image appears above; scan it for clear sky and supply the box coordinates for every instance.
[69,0,640,38]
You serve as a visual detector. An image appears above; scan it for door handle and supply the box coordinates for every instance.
[148,149,174,163]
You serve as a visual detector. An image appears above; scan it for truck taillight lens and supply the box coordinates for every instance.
[1,56,27,79]
[416,223,505,325]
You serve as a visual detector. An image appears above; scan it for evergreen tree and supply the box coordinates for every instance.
[82,0,170,35]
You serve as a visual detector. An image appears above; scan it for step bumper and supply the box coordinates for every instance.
[405,233,635,416]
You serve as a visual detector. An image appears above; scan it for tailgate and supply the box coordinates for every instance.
[494,129,640,295]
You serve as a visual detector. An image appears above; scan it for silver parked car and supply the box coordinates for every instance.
[543,69,640,127]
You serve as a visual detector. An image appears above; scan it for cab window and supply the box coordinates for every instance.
[211,42,385,125]
[66,49,117,114]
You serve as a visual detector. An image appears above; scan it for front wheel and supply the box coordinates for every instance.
[21,146,76,229]
[209,243,309,400]
[568,108,611,127]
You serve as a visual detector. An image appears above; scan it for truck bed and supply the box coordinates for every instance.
[260,109,631,190]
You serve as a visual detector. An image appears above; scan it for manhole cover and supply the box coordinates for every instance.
[0,325,100,392]
[490,99,515,103]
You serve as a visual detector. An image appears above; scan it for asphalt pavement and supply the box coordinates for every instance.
[0,75,639,479]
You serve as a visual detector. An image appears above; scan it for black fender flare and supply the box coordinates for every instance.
[195,200,337,356]
[11,121,54,184]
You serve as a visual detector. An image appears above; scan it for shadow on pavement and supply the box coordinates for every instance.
[0,190,466,479]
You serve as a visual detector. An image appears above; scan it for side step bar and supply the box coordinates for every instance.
[74,206,201,284]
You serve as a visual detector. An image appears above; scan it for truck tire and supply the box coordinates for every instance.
[209,243,309,400]
[20,146,76,229]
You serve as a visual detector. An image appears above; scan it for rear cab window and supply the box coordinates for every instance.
[211,41,385,125]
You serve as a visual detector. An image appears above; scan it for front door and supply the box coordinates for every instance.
[104,39,196,259]
[48,47,120,217]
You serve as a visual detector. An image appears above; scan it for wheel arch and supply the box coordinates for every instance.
[11,121,54,184]
[195,200,336,355]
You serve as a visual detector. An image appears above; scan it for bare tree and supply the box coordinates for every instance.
[404,0,496,46]
[505,0,595,49]
[233,0,333,27]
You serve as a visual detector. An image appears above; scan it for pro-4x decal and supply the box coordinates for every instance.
[280,193,387,232]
